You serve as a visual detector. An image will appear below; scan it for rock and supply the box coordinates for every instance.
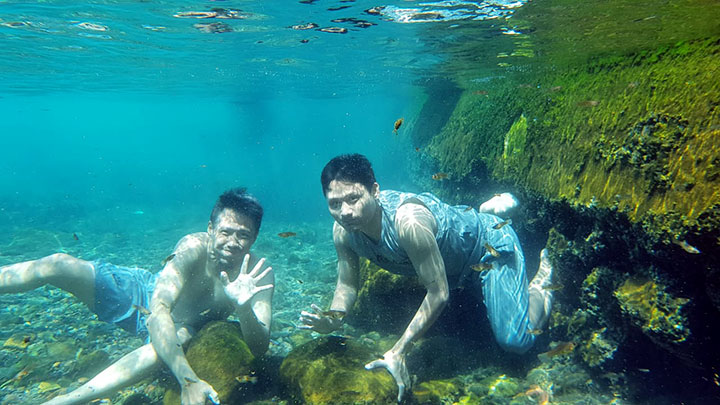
[163,321,255,405]
[279,336,396,404]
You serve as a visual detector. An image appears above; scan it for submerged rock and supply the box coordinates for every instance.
[163,321,255,405]
[349,259,424,333]
[614,277,690,346]
[279,336,396,404]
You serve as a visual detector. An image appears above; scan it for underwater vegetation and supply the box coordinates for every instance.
[409,13,720,399]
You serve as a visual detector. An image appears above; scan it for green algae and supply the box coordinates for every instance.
[412,379,461,404]
[350,259,424,333]
[424,36,720,230]
[580,327,618,368]
[614,277,690,344]
[501,114,528,178]
[278,336,396,404]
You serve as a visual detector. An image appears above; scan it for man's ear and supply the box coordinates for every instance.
[372,182,380,199]
[207,220,213,233]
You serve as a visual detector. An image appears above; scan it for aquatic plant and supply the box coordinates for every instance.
[423,37,720,231]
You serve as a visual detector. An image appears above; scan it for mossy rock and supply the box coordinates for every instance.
[349,259,424,333]
[614,277,690,346]
[279,336,396,404]
[412,379,461,404]
[163,321,255,405]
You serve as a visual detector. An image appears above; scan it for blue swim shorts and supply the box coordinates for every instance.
[467,216,535,354]
[92,260,158,337]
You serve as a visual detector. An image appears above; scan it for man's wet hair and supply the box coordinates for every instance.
[210,188,263,234]
[321,153,376,196]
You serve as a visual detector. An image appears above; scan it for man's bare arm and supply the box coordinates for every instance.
[146,235,204,385]
[365,202,449,401]
[330,222,361,313]
[299,222,359,333]
[391,202,449,355]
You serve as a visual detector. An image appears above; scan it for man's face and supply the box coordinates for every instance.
[326,180,378,231]
[208,209,257,266]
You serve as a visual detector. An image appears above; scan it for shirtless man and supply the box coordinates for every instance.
[300,154,553,402]
[0,188,274,405]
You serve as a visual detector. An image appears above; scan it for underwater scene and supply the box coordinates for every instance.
[1,0,720,404]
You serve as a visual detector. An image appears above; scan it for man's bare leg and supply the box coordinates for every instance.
[42,328,192,405]
[0,253,95,309]
[42,343,159,405]
[528,249,554,329]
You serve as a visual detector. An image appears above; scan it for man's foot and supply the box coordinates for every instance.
[478,193,518,217]
[528,249,554,328]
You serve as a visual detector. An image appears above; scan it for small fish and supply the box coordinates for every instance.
[484,243,500,257]
[527,328,543,336]
[297,279,304,284]
[72,233,79,241]
[199,164,207,168]
[542,282,564,291]
[637,368,650,373]
[393,118,404,135]
[463,206,473,212]
[414,147,420,152]
[473,90,488,96]
[549,85,563,92]
[321,310,346,320]
[539,341,576,360]
[184,376,198,384]
[471,262,493,272]
[235,374,258,384]
[132,304,152,316]
[492,219,512,229]
[673,238,700,254]
[525,385,549,405]
[577,100,600,107]
[278,232,297,238]
[161,253,176,267]
[199,309,212,316]
[431,172,448,180]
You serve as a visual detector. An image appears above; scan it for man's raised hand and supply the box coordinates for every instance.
[220,254,273,309]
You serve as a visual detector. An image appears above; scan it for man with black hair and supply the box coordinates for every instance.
[300,154,554,402]
[0,188,274,405]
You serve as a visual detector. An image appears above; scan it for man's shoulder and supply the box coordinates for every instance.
[175,232,210,249]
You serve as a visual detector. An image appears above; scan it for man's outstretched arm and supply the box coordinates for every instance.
[146,236,219,405]
[221,254,274,356]
[365,202,449,402]
[299,222,360,333]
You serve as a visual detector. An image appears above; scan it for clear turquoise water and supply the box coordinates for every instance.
[0,2,518,402]
[2,0,482,228]
[6,1,718,404]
